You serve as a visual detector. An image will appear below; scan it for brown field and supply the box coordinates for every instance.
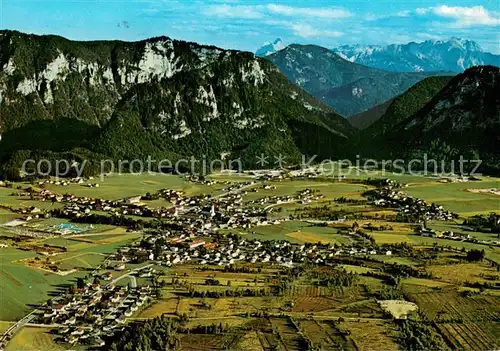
[175,296,285,318]
[286,231,338,244]
[269,318,307,351]
[299,319,343,350]
[337,320,398,351]
[427,262,500,285]
[256,331,279,350]
[179,333,242,351]
[291,296,339,312]
[138,297,179,318]
[233,331,263,351]
[409,291,500,350]
[436,323,499,351]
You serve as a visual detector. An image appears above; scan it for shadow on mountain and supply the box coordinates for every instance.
[0,119,99,159]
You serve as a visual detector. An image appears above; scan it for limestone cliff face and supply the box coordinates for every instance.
[0,31,355,173]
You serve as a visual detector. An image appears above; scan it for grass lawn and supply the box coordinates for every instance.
[338,264,374,274]
[405,179,500,216]
[0,232,140,321]
[222,221,353,245]
[409,235,500,263]
[0,247,87,321]
[373,255,421,266]
[401,277,450,288]
[40,173,222,200]
[244,179,369,203]
[0,187,65,212]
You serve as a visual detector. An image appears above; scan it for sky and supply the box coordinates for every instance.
[1,0,499,53]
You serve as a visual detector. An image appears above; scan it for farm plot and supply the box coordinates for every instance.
[436,323,499,351]
[233,330,263,351]
[426,262,500,285]
[411,292,500,322]
[5,326,64,351]
[317,320,356,351]
[409,291,500,350]
[269,317,308,351]
[298,319,341,350]
[179,333,242,351]
[256,331,280,351]
[337,320,398,351]
[404,179,500,216]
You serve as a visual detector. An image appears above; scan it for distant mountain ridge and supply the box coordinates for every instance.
[255,38,285,57]
[333,37,500,73]
[265,44,453,116]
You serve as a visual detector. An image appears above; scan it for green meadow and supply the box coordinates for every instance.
[405,179,500,215]
[222,220,354,245]
[0,231,140,321]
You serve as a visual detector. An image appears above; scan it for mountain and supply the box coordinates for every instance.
[352,76,452,131]
[266,44,452,116]
[333,38,500,73]
[0,30,355,178]
[365,66,500,172]
[348,99,393,129]
[255,38,286,57]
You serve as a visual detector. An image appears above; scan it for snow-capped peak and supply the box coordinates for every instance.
[332,37,497,73]
[255,38,286,57]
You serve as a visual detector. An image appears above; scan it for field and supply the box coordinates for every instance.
[222,220,354,245]
[243,179,370,203]
[405,179,500,216]
[0,230,140,321]
[5,327,65,351]
[407,291,500,350]
[38,173,232,201]
[0,171,499,351]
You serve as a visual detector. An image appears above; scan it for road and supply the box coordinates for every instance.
[0,310,38,348]
[108,263,153,287]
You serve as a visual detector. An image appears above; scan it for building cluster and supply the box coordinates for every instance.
[420,227,475,242]
[368,180,457,220]
[114,229,393,269]
[36,177,99,187]
[40,279,154,346]
[248,188,324,207]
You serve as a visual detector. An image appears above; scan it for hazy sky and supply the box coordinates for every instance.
[1,0,499,53]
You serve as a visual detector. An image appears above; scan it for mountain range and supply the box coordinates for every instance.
[358,65,500,173]
[0,31,499,178]
[265,44,452,116]
[351,76,453,130]
[0,30,354,177]
[333,38,500,73]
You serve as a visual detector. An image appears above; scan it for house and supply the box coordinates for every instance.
[115,263,126,271]
[189,240,206,249]
[126,196,142,204]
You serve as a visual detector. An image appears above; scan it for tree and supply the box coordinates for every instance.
[76,277,85,289]
[466,249,485,262]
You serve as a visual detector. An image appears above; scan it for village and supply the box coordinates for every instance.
[1,171,499,349]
